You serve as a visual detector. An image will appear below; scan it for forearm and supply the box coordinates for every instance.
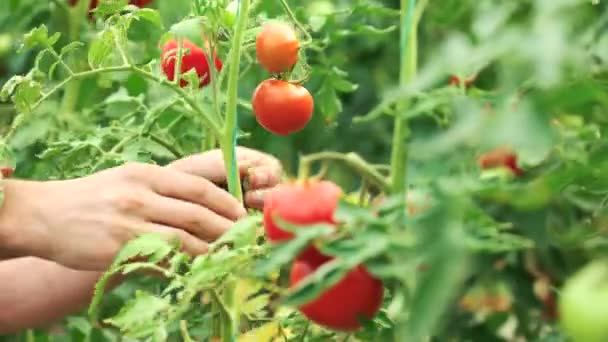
[0,257,101,334]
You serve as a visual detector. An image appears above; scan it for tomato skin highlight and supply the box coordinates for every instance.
[256,23,300,74]
[160,38,223,88]
[252,79,314,136]
[290,258,384,332]
[478,147,523,176]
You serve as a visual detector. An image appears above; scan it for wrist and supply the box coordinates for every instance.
[0,180,44,259]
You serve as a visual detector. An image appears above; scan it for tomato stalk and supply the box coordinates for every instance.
[58,0,90,129]
[278,0,313,46]
[298,151,390,192]
[216,1,251,341]
[390,0,417,195]
[220,0,250,204]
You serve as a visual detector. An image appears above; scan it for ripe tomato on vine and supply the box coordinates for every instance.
[160,38,223,88]
[256,22,300,74]
[290,258,384,332]
[252,80,314,135]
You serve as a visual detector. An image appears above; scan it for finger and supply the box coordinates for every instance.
[140,222,209,256]
[247,165,282,190]
[245,188,274,210]
[169,147,280,184]
[142,194,235,241]
[148,167,246,220]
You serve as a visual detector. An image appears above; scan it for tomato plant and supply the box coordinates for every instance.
[2,0,608,341]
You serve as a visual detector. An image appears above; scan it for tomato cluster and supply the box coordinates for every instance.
[160,38,223,88]
[252,23,313,136]
[263,181,384,331]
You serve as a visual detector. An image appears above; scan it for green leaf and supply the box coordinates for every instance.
[169,17,205,46]
[94,0,128,17]
[112,233,176,266]
[88,30,116,68]
[60,41,85,56]
[22,25,60,50]
[317,84,342,124]
[105,290,170,338]
[211,214,261,250]
[88,233,176,321]
[1,75,24,101]
[12,78,41,113]
[135,8,162,27]
[403,202,468,341]
[282,258,356,307]
[254,224,334,275]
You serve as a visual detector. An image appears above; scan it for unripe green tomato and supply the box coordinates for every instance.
[222,1,238,27]
[0,34,12,57]
[306,0,336,17]
[559,261,608,342]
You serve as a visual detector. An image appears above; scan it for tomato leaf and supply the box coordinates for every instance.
[254,224,334,276]
[22,25,60,50]
[104,290,171,338]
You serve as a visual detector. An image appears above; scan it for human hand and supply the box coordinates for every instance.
[0,162,246,271]
[170,146,283,209]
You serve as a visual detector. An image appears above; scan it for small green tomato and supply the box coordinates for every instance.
[559,261,608,342]
[222,1,238,27]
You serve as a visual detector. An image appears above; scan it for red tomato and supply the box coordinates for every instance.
[160,38,223,88]
[263,180,341,263]
[263,180,341,241]
[290,258,384,331]
[478,147,523,176]
[252,79,313,135]
[0,167,14,178]
[256,23,300,74]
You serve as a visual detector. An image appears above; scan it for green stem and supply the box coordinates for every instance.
[217,3,251,341]
[278,0,312,44]
[179,320,195,342]
[390,0,421,195]
[17,65,222,135]
[58,0,89,128]
[299,152,391,192]
[221,0,250,203]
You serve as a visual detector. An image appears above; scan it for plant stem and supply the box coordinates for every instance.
[390,0,419,195]
[217,2,251,341]
[58,0,89,129]
[221,0,250,203]
[299,152,390,192]
[279,0,312,44]
[18,65,222,135]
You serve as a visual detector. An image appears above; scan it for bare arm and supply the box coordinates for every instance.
[0,257,101,334]
[0,147,282,334]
